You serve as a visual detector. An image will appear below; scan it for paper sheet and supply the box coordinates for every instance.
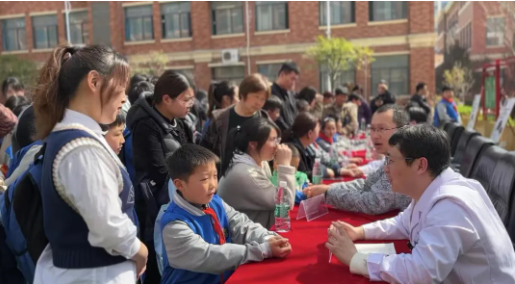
[355,243,396,254]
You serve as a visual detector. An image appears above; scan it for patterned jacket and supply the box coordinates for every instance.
[325,166,411,215]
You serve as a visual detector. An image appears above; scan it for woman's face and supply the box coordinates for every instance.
[105,124,125,154]
[308,122,321,144]
[323,121,337,139]
[242,91,267,113]
[99,79,127,125]
[258,128,280,162]
[169,87,195,118]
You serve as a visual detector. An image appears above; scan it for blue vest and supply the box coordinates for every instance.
[160,194,233,284]
[122,127,136,183]
[434,99,459,127]
[41,129,137,269]
[6,140,43,178]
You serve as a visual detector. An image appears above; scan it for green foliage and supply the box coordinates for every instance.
[0,55,38,89]
[130,51,169,76]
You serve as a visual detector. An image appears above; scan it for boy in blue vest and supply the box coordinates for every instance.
[160,144,292,284]
[434,85,460,127]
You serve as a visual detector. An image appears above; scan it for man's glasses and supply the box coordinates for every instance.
[384,155,418,167]
[370,126,402,134]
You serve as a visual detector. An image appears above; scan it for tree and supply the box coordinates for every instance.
[130,51,169,76]
[0,55,38,89]
[443,62,475,102]
[305,36,374,92]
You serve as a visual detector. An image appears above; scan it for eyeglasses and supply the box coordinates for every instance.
[370,126,402,134]
[269,137,281,145]
[174,96,195,107]
[384,155,418,167]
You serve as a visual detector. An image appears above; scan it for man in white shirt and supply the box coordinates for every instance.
[326,124,515,283]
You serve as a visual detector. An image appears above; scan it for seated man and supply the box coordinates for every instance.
[327,124,515,283]
[159,144,291,284]
[303,105,411,215]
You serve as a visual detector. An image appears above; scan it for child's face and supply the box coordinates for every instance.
[323,121,337,139]
[290,156,300,169]
[175,162,218,205]
[267,109,281,122]
[105,124,125,154]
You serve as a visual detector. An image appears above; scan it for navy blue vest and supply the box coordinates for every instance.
[41,128,137,269]
[160,194,233,284]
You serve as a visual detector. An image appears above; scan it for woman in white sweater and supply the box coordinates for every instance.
[218,117,296,229]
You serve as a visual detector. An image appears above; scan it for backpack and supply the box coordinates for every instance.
[0,144,48,283]
[120,127,136,184]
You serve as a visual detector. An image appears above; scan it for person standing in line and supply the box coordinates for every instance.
[371,81,396,114]
[32,45,146,284]
[1,77,25,105]
[409,82,431,116]
[271,62,300,131]
[352,85,372,125]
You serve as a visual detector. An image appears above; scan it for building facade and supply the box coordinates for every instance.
[0,1,435,99]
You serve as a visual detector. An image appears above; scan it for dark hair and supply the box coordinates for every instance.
[407,106,428,124]
[278,62,300,76]
[149,75,159,86]
[129,74,148,90]
[388,124,450,177]
[285,143,300,157]
[100,113,126,132]
[296,86,317,104]
[375,104,409,128]
[2,77,24,97]
[322,91,334,99]
[222,117,280,177]
[441,85,452,93]
[296,99,309,112]
[239,73,270,100]
[5,95,30,117]
[195,89,208,101]
[33,45,130,139]
[154,70,194,104]
[334,87,348,96]
[321,115,337,130]
[263,96,283,111]
[166,144,219,181]
[128,80,154,104]
[208,81,237,118]
[348,94,362,102]
[416,82,426,92]
[352,85,361,93]
[13,105,36,151]
[283,112,319,141]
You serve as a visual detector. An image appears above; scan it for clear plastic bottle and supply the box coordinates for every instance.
[275,181,291,232]
[365,131,373,161]
[312,158,323,185]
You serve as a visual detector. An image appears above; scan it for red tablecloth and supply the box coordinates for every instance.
[226,207,409,284]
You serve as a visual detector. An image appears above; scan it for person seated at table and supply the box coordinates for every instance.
[270,143,309,190]
[160,144,292,284]
[407,105,429,125]
[303,104,411,215]
[326,124,515,283]
[316,116,362,165]
[217,117,296,229]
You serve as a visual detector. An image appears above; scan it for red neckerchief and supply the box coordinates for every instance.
[318,132,333,145]
[202,207,226,283]
[444,97,458,113]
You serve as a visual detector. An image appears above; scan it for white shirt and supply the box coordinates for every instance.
[34,110,140,284]
[358,158,384,176]
[351,168,515,283]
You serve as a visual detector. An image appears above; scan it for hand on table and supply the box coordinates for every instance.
[325,222,358,266]
[346,164,358,169]
[303,184,330,198]
[339,168,363,178]
[332,221,364,241]
[326,168,335,178]
[350,157,363,164]
[268,236,292,258]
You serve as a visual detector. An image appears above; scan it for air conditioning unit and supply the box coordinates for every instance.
[221,49,239,64]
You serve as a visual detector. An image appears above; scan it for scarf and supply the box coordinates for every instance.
[444,97,458,113]
[318,132,333,145]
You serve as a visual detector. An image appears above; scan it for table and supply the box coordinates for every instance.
[227,207,409,284]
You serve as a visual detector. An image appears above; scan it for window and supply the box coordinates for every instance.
[258,63,282,82]
[212,2,244,35]
[319,64,355,92]
[161,2,191,39]
[1,17,26,51]
[125,5,154,42]
[486,17,505,46]
[371,55,409,97]
[460,23,471,50]
[255,1,288,31]
[65,11,89,45]
[369,2,407,22]
[32,15,58,49]
[212,66,245,84]
[319,1,355,26]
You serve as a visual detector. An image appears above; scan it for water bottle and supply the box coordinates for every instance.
[360,118,367,132]
[365,131,373,161]
[275,181,291,232]
[329,146,339,165]
[312,158,323,185]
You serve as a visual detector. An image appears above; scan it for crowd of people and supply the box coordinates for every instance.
[0,44,511,284]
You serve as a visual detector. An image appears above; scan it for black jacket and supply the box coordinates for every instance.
[126,97,194,194]
[371,91,396,113]
[288,137,315,180]
[409,94,431,115]
[271,82,298,131]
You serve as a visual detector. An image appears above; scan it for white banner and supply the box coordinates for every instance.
[491,98,515,143]
[467,94,482,131]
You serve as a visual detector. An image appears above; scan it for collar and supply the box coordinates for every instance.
[318,132,333,144]
[153,105,176,126]
[55,109,104,135]
[411,168,460,217]
[173,190,207,217]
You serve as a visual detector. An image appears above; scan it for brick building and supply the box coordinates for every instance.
[0,1,435,100]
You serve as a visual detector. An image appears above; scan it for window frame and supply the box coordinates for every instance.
[486,16,505,47]
[319,1,355,26]
[124,5,154,42]
[257,63,283,82]
[161,2,191,39]
[32,14,58,49]
[1,17,27,51]
[211,1,244,35]
[211,65,246,84]
[255,1,288,32]
[369,1,407,22]
[370,55,409,97]
[65,10,89,45]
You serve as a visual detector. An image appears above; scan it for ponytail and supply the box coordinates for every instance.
[33,44,130,139]
[221,117,280,177]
